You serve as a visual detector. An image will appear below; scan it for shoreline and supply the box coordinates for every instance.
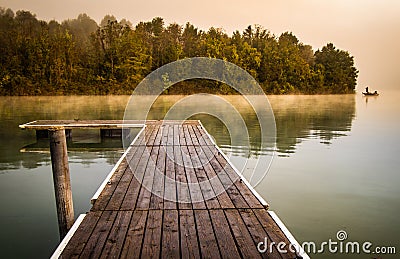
[0,92,357,97]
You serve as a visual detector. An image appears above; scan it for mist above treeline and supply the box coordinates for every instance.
[0,7,358,95]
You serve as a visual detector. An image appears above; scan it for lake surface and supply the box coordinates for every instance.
[0,93,399,258]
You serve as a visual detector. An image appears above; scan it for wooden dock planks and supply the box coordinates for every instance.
[19,120,146,130]
[57,121,301,259]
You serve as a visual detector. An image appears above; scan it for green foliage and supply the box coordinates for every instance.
[314,43,358,93]
[0,7,358,95]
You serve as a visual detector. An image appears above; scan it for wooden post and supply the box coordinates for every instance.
[49,127,74,239]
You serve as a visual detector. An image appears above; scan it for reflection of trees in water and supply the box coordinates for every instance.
[0,95,356,171]
[21,153,51,169]
[271,95,356,156]
[0,152,51,171]
[0,148,123,171]
[188,95,355,157]
[0,149,122,171]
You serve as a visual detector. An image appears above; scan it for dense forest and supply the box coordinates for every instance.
[0,7,358,95]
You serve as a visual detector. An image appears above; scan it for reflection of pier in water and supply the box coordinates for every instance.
[21,139,124,153]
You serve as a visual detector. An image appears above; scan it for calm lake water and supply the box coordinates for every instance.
[0,93,399,258]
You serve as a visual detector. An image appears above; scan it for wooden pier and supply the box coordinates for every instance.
[20,120,144,141]
[21,120,308,258]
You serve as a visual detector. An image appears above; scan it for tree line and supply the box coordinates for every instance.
[0,7,358,95]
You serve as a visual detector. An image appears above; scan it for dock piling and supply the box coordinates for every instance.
[49,128,74,239]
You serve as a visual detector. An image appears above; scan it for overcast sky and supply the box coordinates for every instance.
[1,0,400,91]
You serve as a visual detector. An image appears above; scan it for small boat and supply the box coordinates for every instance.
[362,91,379,96]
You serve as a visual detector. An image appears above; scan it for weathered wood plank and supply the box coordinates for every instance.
[120,210,148,259]
[161,124,169,146]
[239,209,283,259]
[80,211,118,258]
[61,211,102,258]
[120,145,150,210]
[153,124,164,146]
[104,167,133,211]
[194,145,234,209]
[201,145,249,209]
[141,210,163,258]
[178,124,186,146]
[196,124,214,146]
[181,145,206,209]
[146,122,161,146]
[132,124,154,146]
[194,210,221,258]
[224,209,262,258]
[91,159,128,211]
[136,146,159,210]
[189,145,220,209]
[209,210,241,259]
[161,210,180,258]
[188,125,200,146]
[192,124,208,146]
[149,145,166,210]
[183,125,193,146]
[174,144,192,209]
[19,120,146,130]
[100,211,132,258]
[167,123,174,146]
[179,210,200,259]
[211,147,264,209]
[164,145,177,209]
[173,124,180,146]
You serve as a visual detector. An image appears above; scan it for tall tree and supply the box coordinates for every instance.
[92,19,127,81]
[100,14,117,28]
[315,43,358,93]
[181,22,202,57]
[62,14,98,46]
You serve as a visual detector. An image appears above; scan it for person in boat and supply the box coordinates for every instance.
[365,86,369,93]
